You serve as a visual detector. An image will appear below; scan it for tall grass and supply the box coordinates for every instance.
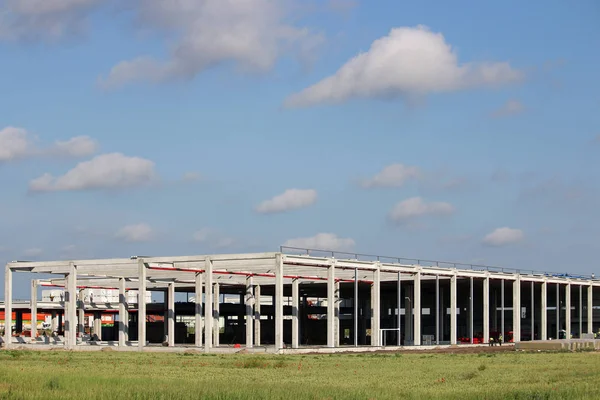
[0,350,599,399]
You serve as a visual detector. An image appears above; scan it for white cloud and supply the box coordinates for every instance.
[29,152,157,192]
[285,25,523,108]
[99,0,323,88]
[49,136,98,157]
[482,227,524,247]
[256,188,317,214]
[0,126,35,161]
[389,196,455,223]
[0,126,98,162]
[283,233,355,252]
[361,164,420,188]
[181,171,202,182]
[115,223,154,243]
[0,0,102,42]
[491,99,525,118]
[192,228,236,249]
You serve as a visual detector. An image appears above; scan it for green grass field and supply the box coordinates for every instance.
[1,349,600,399]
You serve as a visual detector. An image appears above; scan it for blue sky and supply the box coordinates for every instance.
[1,0,599,299]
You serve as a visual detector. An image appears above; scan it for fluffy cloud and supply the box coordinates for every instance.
[285,25,523,107]
[0,0,102,42]
[389,196,455,223]
[49,136,98,157]
[361,163,420,188]
[283,233,355,252]
[115,223,154,243]
[482,227,524,247]
[99,0,322,88]
[29,153,157,192]
[256,189,317,214]
[0,127,34,161]
[0,126,98,162]
[491,99,525,118]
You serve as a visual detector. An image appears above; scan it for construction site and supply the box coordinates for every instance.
[2,247,600,352]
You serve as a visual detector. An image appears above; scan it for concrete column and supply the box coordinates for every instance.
[93,312,102,340]
[556,283,560,339]
[168,283,175,346]
[588,284,593,334]
[275,253,284,350]
[483,276,489,344]
[327,260,335,348]
[204,258,213,352]
[541,280,547,340]
[30,280,38,342]
[213,282,220,347]
[51,311,58,333]
[450,273,457,345]
[254,284,261,346]
[565,283,571,338]
[435,275,439,345]
[77,289,85,338]
[531,281,534,341]
[469,276,473,344]
[292,279,299,349]
[4,265,12,348]
[137,259,146,350]
[67,263,77,348]
[245,276,254,348]
[371,264,381,346]
[513,277,521,343]
[414,271,421,346]
[119,278,127,346]
[195,272,203,348]
[501,279,505,340]
[579,284,583,337]
[334,280,341,347]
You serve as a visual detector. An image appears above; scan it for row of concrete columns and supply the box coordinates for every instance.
[3,259,598,349]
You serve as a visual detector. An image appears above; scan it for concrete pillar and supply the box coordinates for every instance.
[195,272,203,348]
[414,271,421,346]
[292,279,299,349]
[483,276,489,344]
[245,276,254,348]
[531,281,535,341]
[435,275,439,345]
[450,273,457,345]
[137,259,147,350]
[513,277,521,343]
[119,278,127,346]
[204,258,213,352]
[275,253,284,350]
[371,264,381,346]
[541,280,547,340]
[168,282,175,346]
[501,279,505,339]
[77,289,85,338]
[327,260,335,348]
[254,284,261,346]
[67,263,77,348]
[51,311,58,333]
[4,265,12,348]
[213,282,220,347]
[469,276,474,344]
[565,283,571,338]
[588,284,593,334]
[579,284,583,337]
[334,280,341,347]
[30,280,38,342]
[93,312,102,340]
[556,283,560,339]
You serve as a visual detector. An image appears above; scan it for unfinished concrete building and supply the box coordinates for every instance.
[3,247,600,351]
